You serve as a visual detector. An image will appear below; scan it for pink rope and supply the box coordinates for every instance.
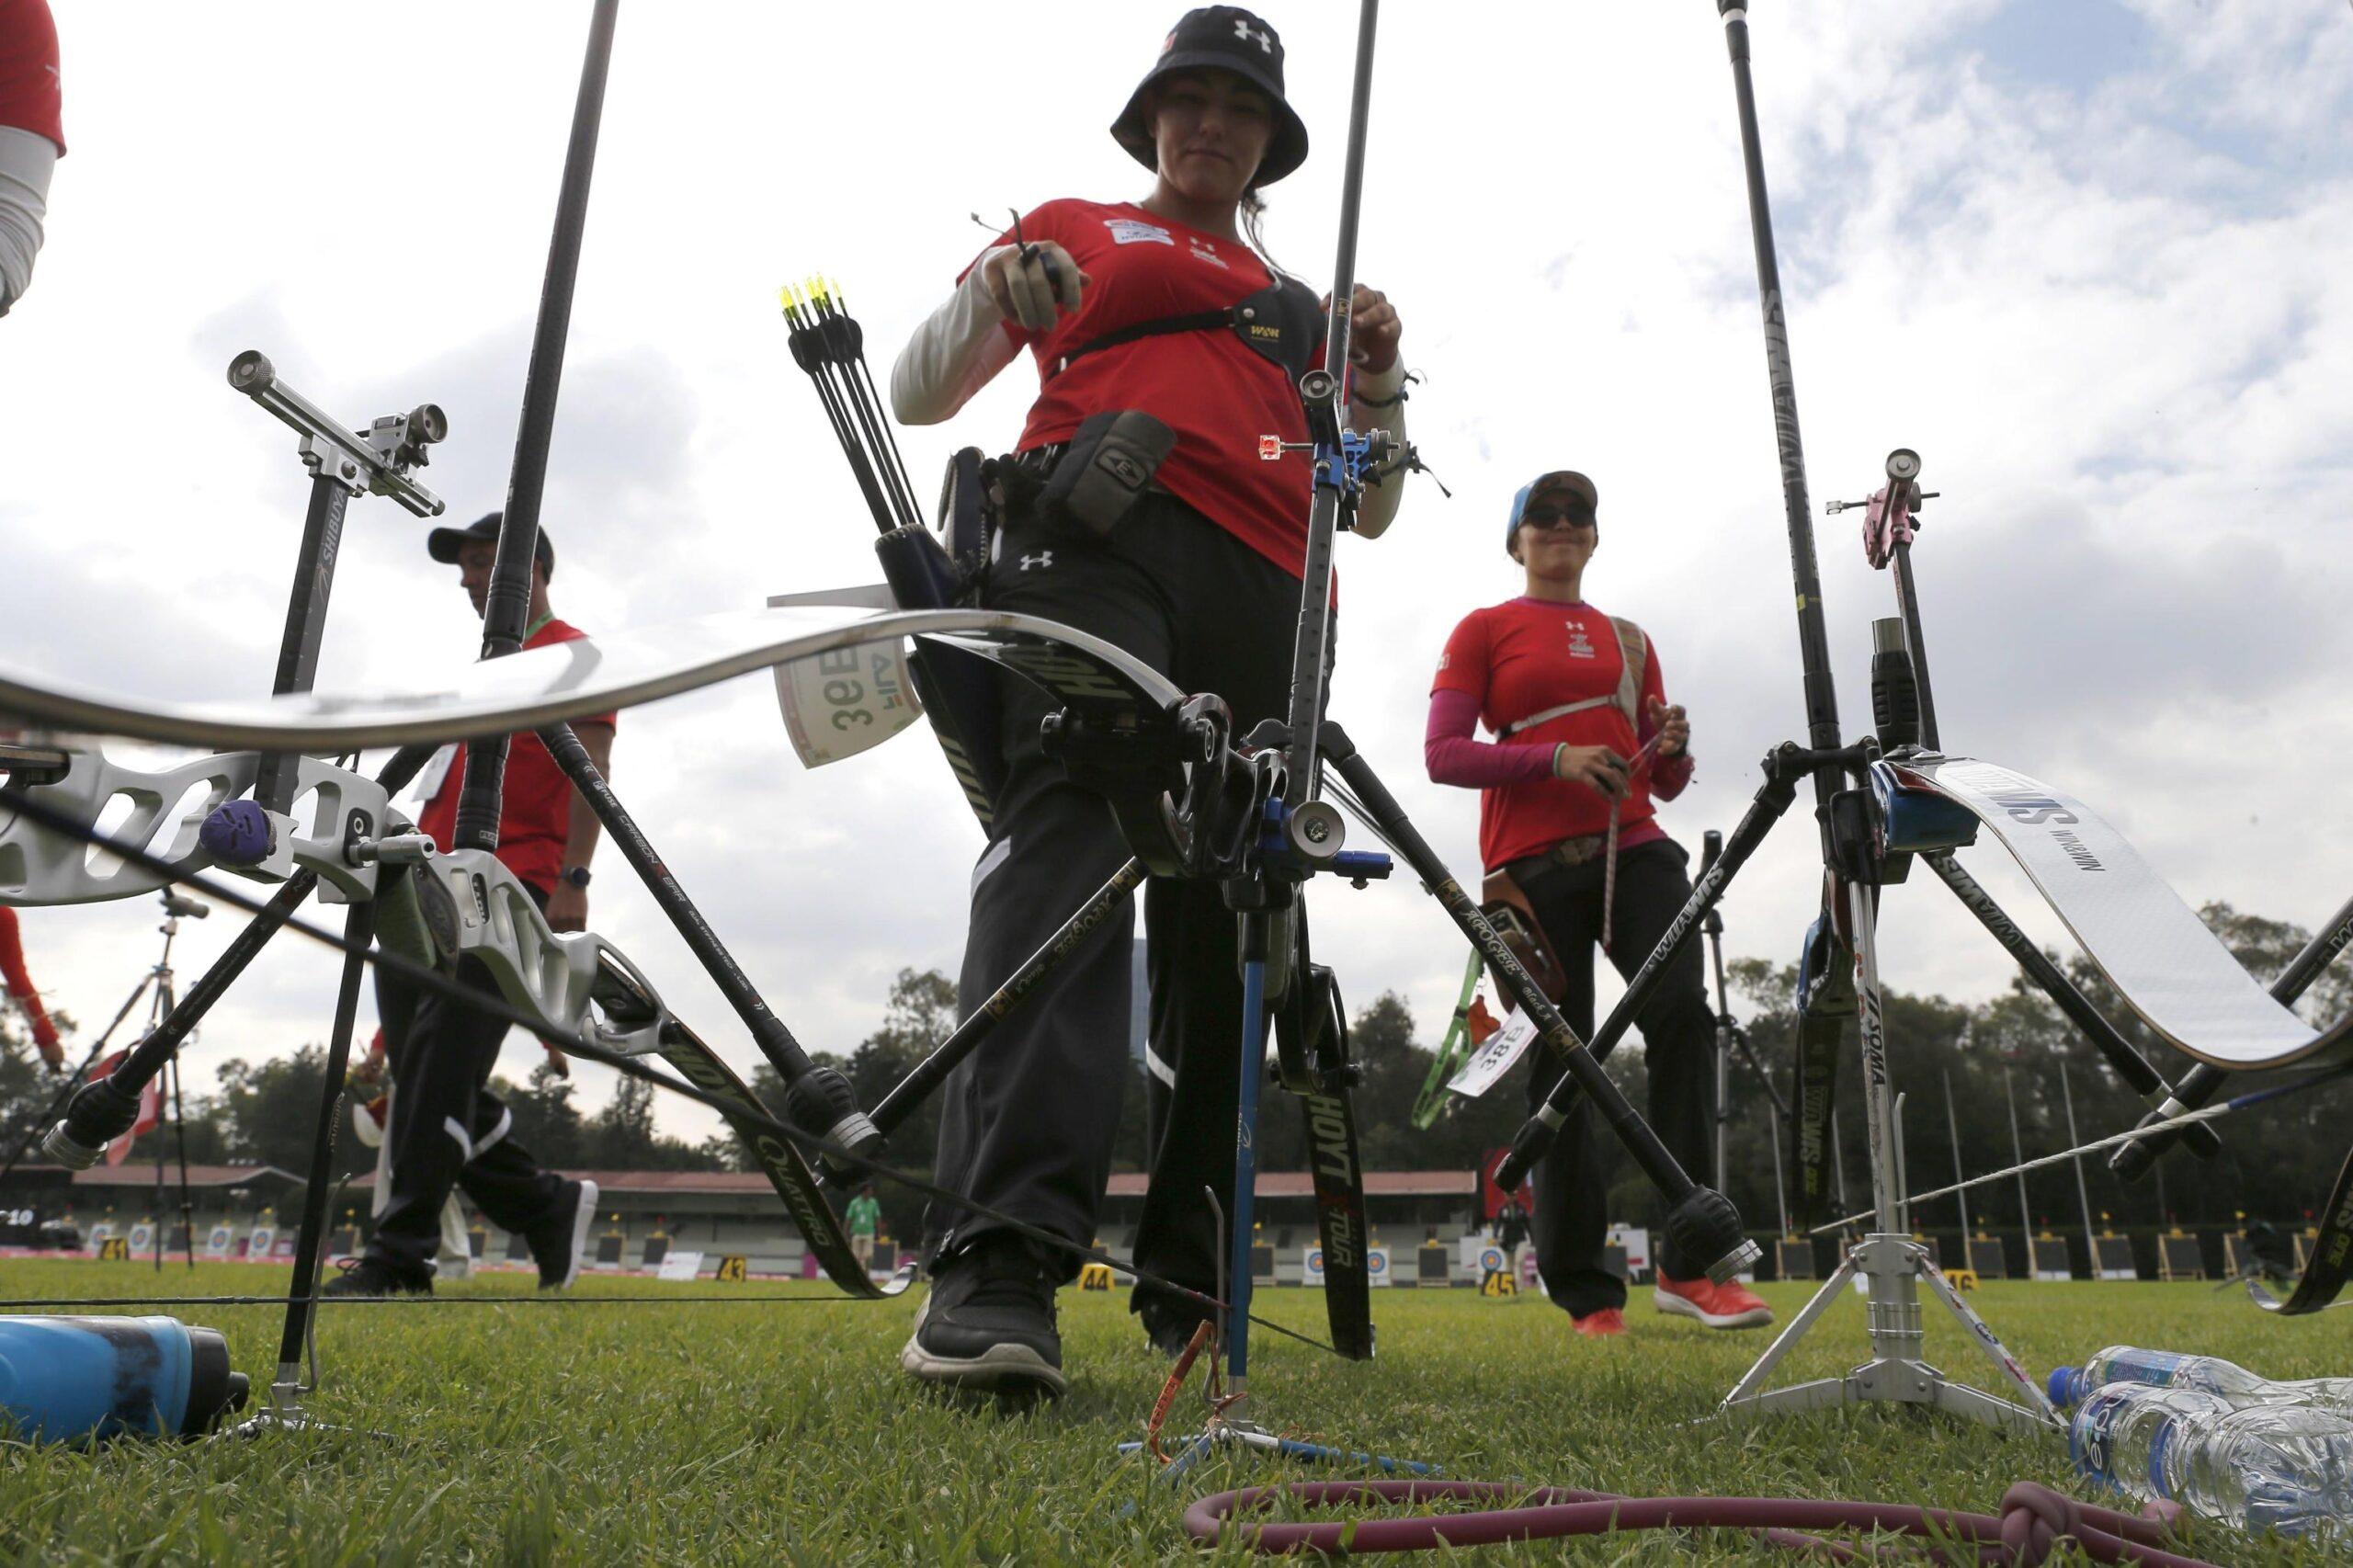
[1183,1479,2213,1564]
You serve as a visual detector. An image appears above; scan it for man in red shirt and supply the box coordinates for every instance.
[327,514,612,1296]
[1427,471,1771,1336]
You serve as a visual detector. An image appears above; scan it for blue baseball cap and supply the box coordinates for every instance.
[1505,470,1598,553]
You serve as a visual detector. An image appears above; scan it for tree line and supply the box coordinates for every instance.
[4,902,2344,1246]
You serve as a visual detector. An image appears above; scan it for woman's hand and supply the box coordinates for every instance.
[1322,283,1401,374]
[1553,744,1630,798]
[1647,697,1690,758]
[981,242,1088,331]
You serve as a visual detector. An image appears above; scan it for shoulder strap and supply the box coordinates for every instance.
[1500,695,1615,738]
[1051,308,1235,377]
[1608,617,1647,729]
[1051,274,1324,383]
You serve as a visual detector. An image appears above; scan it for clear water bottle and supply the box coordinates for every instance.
[2071,1381,2353,1537]
[2050,1346,2353,1415]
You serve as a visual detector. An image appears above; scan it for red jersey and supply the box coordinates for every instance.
[0,0,62,153]
[970,199,1318,581]
[1433,597,1692,871]
[415,619,614,893]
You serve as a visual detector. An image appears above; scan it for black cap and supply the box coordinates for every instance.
[426,512,554,580]
[1110,8,1310,187]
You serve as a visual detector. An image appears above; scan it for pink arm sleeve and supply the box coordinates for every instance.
[1425,687,1558,790]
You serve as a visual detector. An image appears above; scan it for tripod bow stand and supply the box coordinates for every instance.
[1487,4,2060,1433]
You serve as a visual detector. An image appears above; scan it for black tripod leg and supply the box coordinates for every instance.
[1321,724,1757,1280]
[1492,760,1803,1193]
[537,723,877,1165]
[866,857,1147,1142]
[267,901,373,1411]
[168,1012,197,1269]
[1927,850,2222,1157]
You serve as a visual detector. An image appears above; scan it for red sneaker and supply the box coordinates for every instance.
[1571,1307,1626,1338]
[1654,1273,1773,1330]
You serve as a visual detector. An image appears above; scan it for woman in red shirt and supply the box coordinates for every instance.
[1427,471,1770,1337]
[889,6,1411,1398]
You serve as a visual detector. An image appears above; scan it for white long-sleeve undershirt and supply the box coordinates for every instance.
[890,245,1022,426]
[0,124,56,315]
[889,250,1409,538]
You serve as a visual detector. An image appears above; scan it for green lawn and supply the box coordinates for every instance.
[1,1261,2345,1562]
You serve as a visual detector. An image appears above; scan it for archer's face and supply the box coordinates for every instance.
[1512,499,1598,577]
[1151,70,1274,205]
[454,540,544,619]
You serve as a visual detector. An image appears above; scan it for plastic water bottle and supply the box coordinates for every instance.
[2071,1381,2353,1537]
[0,1315,247,1444]
[2050,1346,2353,1415]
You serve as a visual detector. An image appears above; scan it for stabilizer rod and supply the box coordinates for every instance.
[454,0,619,852]
[536,722,880,1169]
[1490,744,1812,1194]
[1321,724,1756,1284]
[864,858,1147,1142]
[1279,0,1381,805]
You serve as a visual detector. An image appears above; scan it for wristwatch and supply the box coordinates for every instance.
[562,866,593,890]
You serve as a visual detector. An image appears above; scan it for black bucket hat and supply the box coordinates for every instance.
[426,511,554,579]
[1109,7,1310,187]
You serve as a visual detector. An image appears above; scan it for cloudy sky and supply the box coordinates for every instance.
[4,1,2347,1151]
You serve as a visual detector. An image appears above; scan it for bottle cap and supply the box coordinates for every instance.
[2047,1366,2081,1410]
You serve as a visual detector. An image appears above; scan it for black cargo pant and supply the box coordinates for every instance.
[366,882,567,1277]
[925,490,1312,1327]
[1510,836,1716,1316]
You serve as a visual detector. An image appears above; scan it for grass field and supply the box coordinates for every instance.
[1,1260,2346,1563]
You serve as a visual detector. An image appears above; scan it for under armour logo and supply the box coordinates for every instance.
[1019,551,1054,572]
[1233,17,1271,52]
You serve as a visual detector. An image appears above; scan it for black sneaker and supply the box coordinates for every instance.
[899,1235,1067,1398]
[525,1178,597,1290]
[321,1256,432,1298]
[1138,1298,1213,1361]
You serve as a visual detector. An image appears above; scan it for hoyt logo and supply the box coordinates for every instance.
[1303,1093,1361,1268]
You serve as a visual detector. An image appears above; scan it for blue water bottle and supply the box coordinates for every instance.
[0,1316,248,1443]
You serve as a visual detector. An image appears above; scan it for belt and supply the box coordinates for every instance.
[1538,833,1611,871]
[1010,442,1068,479]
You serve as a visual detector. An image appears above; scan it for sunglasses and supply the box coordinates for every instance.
[1518,505,1597,532]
